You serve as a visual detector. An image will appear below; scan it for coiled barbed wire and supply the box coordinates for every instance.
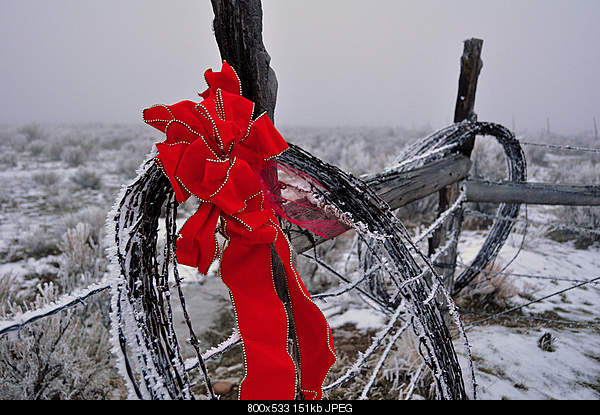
[104,128,482,399]
[369,121,527,295]
[280,144,473,399]
[1,121,532,400]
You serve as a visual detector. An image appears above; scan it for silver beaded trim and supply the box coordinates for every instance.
[271,221,337,398]
[223,60,244,96]
[196,103,225,153]
[208,157,236,199]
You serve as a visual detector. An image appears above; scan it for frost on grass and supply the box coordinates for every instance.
[0,280,124,400]
[0,218,119,399]
[1,123,599,399]
[455,264,519,314]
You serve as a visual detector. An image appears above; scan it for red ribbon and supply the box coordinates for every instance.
[143,62,336,400]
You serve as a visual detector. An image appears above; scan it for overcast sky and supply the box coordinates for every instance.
[1,0,599,134]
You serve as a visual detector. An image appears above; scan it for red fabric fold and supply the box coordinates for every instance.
[177,202,220,275]
[144,61,336,400]
[200,61,243,99]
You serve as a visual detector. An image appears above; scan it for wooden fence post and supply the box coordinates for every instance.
[211,0,278,119]
[428,38,483,296]
[210,0,302,399]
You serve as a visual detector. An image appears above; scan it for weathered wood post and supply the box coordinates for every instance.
[211,0,278,119]
[210,0,303,399]
[428,38,483,295]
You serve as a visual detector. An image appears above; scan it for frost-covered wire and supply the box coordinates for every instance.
[377,121,528,296]
[6,121,534,400]
[281,143,472,399]
[518,141,600,154]
[464,276,600,329]
[403,361,427,400]
[455,262,600,287]
[184,329,242,372]
[459,309,600,329]
[0,280,110,337]
[413,191,467,245]
[359,321,407,400]
[323,306,410,391]
[464,209,600,237]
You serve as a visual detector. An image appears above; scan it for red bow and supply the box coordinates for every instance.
[143,62,336,400]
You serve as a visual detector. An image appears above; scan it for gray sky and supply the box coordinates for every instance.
[1,0,599,134]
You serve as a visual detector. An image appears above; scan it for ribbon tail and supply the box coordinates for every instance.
[272,227,337,401]
[176,202,220,274]
[220,235,297,400]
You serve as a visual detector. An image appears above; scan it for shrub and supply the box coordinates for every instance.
[18,124,45,142]
[0,151,18,170]
[0,283,124,400]
[27,139,47,157]
[8,133,28,152]
[114,154,144,180]
[61,146,87,167]
[525,145,549,167]
[46,139,66,161]
[32,171,60,187]
[45,188,76,212]
[470,139,507,182]
[0,274,18,314]
[70,169,102,190]
[12,224,61,260]
[62,207,108,246]
[58,223,104,290]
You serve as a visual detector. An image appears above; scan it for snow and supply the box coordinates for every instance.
[459,325,599,400]
[455,227,600,400]
[1,123,599,400]
[459,229,600,320]
[326,307,388,331]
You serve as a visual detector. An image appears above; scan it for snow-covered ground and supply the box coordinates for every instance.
[0,123,598,400]
[322,229,600,400]
[457,230,600,400]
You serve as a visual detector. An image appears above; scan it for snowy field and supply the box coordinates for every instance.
[0,122,598,400]
[455,231,600,400]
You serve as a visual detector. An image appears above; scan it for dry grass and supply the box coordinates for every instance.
[0,280,125,400]
[455,264,519,315]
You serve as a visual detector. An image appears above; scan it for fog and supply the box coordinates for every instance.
[1,0,599,134]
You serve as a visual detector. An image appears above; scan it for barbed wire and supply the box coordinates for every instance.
[0,280,110,337]
[391,122,528,296]
[454,262,600,287]
[381,142,461,174]
[4,121,600,400]
[463,209,600,237]
[414,192,467,245]
[459,308,600,330]
[463,276,600,329]
[518,141,600,154]
[283,142,474,399]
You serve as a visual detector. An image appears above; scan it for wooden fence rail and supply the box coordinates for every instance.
[290,154,600,254]
[465,180,600,206]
